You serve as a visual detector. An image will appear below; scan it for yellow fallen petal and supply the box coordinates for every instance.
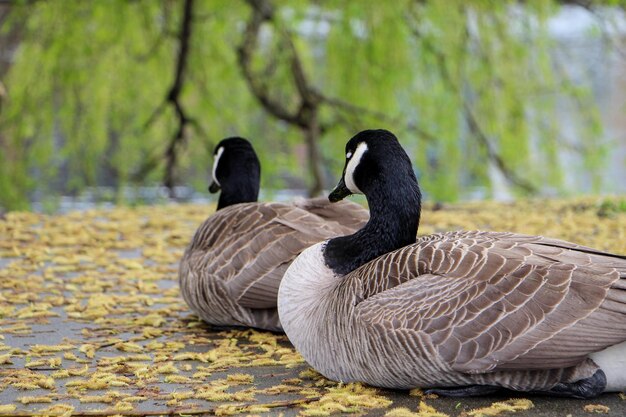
[583,404,610,414]
[0,405,17,413]
[19,395,53,404]
[79,344,96,358]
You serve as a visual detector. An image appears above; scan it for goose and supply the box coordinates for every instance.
[277,129,626,397]
[179,137,369,332]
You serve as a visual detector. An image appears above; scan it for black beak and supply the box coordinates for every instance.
[208,181,220,193]
[329,177,351,202]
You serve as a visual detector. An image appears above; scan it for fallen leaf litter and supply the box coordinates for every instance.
[0,198,625,416]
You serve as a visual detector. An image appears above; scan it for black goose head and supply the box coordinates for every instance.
[210,137,261,210]
[325,129,422,275]
[329,129,420,208]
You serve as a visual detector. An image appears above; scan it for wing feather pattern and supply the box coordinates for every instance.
[351,231,626,374]
[180,200,368,330]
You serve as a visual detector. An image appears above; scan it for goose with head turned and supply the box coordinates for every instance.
[179,137,369,332]
[277,129,626,397]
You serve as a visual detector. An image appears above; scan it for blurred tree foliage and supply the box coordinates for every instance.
[0,0,622,210]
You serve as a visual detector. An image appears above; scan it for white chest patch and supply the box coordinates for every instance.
[278,242,338,338]
[590,340,626,391]
[211,146,224,186]
[344,142,368,195]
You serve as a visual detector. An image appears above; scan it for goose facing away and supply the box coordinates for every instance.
[277,129,626,397]
[208,137,260,210]
[179,137,369,332]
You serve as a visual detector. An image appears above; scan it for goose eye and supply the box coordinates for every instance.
[346,151,353,159]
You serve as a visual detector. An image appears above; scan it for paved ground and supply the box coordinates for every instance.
[0,202,625,416]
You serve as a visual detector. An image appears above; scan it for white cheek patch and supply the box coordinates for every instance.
[344,142,368,194]
[211,146,224,186]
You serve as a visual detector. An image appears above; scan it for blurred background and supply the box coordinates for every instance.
[0,0,625,212]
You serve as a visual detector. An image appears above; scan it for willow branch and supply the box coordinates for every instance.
[237,0,300,125]
[276,25,320,107]
[135,0,194,192]
[168,1,192,104]
[407,6,536,193]
[274,9,434,139]
[569,1,626,59]
[320,95,439,143]
[463,103,535,193]
[239,0,435,142]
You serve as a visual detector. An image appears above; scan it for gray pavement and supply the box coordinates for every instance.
[0,205,625,417]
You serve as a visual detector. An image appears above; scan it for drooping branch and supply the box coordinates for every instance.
[237,0,300,125]
[463,103,536,193]
[163,0,194,196]
[407,6,536,193]
[135,0,195,196]
[320,95,439,143]
[238,0,327,195]
[582,3,626,60]
[278,25,321,109]
[238,0,442,195]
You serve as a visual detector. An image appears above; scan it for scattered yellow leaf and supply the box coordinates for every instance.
[227,373,254,384]
[583,404,610,414]
[19,395,53,404]
[0,405,17,413]
[467,398,533,417]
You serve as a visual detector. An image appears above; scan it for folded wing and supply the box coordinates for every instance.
[353,231,626,374]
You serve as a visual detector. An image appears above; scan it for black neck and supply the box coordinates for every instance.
[217,179,259,210]
[323,178,421,275]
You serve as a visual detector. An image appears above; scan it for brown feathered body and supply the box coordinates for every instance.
[179,198,369,332]
[279,230,626,391]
